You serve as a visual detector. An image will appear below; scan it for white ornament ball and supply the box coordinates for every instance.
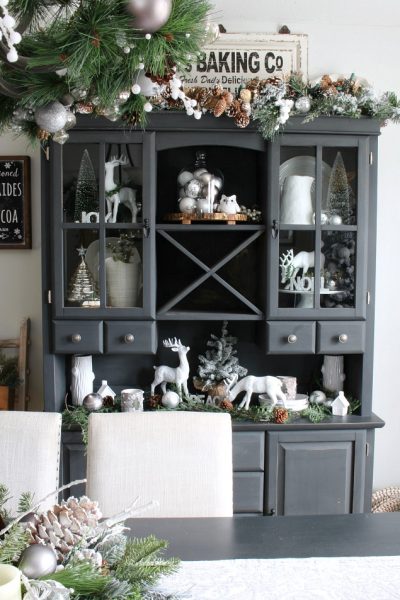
[9,31,21,44]
[295,96,312,114]
[123,46,131,54]
[161,390,180,409]
[179,197,197,213]
[309,390,327,405]
[185,178,202,199]
[143,101,153,112]
[145,33,152,40]
[329,213,343,225]
[177,170,193,186]
[197,172,213,184]
[7,47,18,63]
[320,212,329,225]
[193,168,207,178]
[19,545,57,579]
[35,101,68,133]
[3,14,15,28]
[126,0,172,32]
[131,83,141,95]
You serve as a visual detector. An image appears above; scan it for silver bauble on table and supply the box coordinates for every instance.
[126,0,172,32]
[161,390,180,408]
[295,96,312,114]
[19,544,58,579]
[83,392,103,411]
[35,101,68,133]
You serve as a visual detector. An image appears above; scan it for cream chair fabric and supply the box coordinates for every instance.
[0,412,62,514]
[86,412,233,518]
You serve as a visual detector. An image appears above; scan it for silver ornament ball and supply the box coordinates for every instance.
[295,96,312,114]
[64,111,76,131]
[126,0,172,33]
[161,390,180,409]
[329,213,343,225]
[185,178,202,199]
[52,129,69,145]
[19,544,57,579]
[83,392,104,411]
[309,390,327,405]
[35,102,68,133]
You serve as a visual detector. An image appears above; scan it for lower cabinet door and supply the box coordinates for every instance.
[233,472,264,514]
[266,429,367,516]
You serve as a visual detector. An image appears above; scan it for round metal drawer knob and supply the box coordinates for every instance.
[287,334,297,344]
[71,333,82,343]
[124,333,135,344]
[338,334,348,344]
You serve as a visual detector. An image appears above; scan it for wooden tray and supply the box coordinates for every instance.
[164,212,248,225]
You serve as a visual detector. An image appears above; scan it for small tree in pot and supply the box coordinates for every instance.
[194,321,247,401]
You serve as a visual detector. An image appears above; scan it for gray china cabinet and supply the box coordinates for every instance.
[41,113,384,515]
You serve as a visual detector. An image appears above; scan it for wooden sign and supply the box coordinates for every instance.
[181,33,308,94]
[0,156,31,249]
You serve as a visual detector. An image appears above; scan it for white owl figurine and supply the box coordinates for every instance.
[216,194,240,215]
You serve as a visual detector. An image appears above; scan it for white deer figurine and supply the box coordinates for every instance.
[280,249,325,287]
[228,375,286,410]
[104,155,139,223]
[151,338,190,397]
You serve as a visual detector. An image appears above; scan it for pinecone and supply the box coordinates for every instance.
[27,496,102,562]
[76,102,94,114]
[214,98,227,117]
[148,394,162,408]
[102,395,114,408]
[221,90,234,105]
[219,398,233,411]
[273,407,289,424]
[234,111,250,128]
[36,128,50,141]
[146,69,175,85]
[226,99,241,118]
[122,111,139,126]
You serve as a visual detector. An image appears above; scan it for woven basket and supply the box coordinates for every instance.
[371,487,400,513]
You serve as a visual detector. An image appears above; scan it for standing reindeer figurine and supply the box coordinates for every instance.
[280,249,325,288]
[227,375,286,410]
[105,155,139,223]
[151,338,190,397]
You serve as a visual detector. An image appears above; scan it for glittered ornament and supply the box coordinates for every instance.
[309,390,327,404]
[329,213,343,225]
[295,96,312,113]
[126,0,172,33]
[177,170,193,186]
[19,544,57,579]
[117,90,131,103]
[52,129,69,145]
[185,178,202,199]
[161,390,180,408]
[83,392,103,411]
[64,111,76,131]
[35,101,68,133]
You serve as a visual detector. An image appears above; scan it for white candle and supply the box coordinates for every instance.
[0,565,21,600]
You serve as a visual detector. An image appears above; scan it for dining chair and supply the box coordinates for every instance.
[0,411,62,514]
[86,412,233,517]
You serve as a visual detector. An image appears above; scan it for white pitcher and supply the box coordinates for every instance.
[280,175,314,224]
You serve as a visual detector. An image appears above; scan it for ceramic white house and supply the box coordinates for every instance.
[331,391,350,416]
[96,380,116,399]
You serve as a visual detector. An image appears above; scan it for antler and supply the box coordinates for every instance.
[279,249,294,268]
[163,337,182,348]
[107,155,129,165]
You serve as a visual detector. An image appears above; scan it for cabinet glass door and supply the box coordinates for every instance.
[269,136,368,318]
[54,135,153,317]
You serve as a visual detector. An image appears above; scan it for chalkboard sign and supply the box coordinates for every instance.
[0,156,31,249]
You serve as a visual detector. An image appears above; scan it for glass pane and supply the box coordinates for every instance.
[63,145,99,224]
[105,143,143,224]
[64,229,100,308]
[322,147,357,225]
[105,228,143,308]
[279,231,319,309]
[280,146,316,225]
[321,231,356,308]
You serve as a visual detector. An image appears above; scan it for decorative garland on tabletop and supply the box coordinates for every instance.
[0,1,399,144]
[0,481,179,599]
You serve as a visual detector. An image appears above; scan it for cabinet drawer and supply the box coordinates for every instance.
[233,472,264,514]
[53,321,103,354]
[233,432,264,471]
[317,321,366,354]
[266,321,316,354]
[104,321,157,354]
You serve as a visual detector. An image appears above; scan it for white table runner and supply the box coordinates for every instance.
[155,556,400,599]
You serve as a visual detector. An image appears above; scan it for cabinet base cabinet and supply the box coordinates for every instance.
[266,430,367,516]
[62,425,377,515]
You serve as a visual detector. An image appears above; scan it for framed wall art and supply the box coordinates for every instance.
[0,156,31,249]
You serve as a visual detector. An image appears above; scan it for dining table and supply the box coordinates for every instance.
[129,514,400,599]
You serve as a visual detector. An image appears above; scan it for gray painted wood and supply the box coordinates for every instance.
[233,472,264,513]
[53,320,103,354]
[317,321,366,354]
[104,320,157,354]
[266,321,316,354]
[232,432,264,471]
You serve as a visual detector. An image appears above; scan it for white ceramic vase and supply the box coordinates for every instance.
[105,249,141,308]
[321,355,346,393]
[280,175,314,224]
[70,355,95,406]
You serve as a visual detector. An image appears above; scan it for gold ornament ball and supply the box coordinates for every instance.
[19,544,57,579]
[126,0,172,33]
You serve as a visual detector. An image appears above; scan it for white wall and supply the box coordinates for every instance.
[0,0,399,486]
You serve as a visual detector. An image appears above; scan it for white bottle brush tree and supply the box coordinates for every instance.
[197,321,248,389]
